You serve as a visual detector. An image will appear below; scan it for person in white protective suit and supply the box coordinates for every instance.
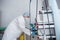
[2,15,31,40]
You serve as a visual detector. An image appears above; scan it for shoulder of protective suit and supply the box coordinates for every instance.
[16,15,25,21]
[16,15,24,19]
[8,15,25,26]
[16,15,25,25]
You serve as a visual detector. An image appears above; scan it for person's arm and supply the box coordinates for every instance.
[17,15,31,36]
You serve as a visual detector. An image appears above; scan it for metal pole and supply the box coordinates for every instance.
[36,0,39,40]
[29,0,31,40]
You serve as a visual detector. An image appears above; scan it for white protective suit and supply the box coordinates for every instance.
[2,15,31,40]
